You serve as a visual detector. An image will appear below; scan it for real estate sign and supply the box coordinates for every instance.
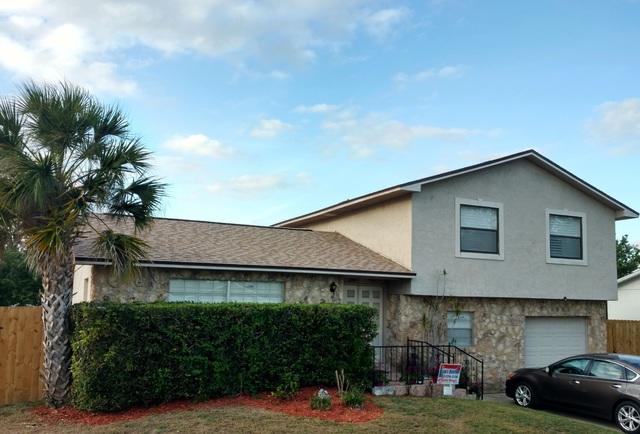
[436,363,463,385]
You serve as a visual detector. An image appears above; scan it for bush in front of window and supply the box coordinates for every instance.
[70,302,376,412]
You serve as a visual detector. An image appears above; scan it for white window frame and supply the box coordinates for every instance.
[545,209,588,266]
[455,197,504,261]
[168,279,285,303]
[447,311,474,347]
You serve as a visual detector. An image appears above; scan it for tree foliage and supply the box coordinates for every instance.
[0,248,41,305]
[617,235,640,278]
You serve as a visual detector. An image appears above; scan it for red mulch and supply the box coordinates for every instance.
[32,387,383,426]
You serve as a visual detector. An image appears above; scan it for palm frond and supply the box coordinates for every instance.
[107,177,164,229]
[1,151,59,213]
[0,98,25,151]
[92,229,149,277]
[22,214,73,269]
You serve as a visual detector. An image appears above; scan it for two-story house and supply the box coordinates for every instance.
[72,150,637,391]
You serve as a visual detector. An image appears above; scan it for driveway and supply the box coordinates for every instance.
[484,393,617,432]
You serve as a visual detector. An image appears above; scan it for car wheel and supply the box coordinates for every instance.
[616,401,640,433]
[514,383,535,408]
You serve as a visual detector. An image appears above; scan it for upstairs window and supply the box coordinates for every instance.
[460,205,499,254]
[546,210,587,265]
[455,198,504,260]
[549,214,582,259]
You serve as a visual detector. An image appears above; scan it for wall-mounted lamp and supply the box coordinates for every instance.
[329,282,337,294]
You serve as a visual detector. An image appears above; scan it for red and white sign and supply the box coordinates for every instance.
[436,363,463,385]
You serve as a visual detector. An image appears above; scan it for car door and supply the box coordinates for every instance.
[577,360,631,418]
[544,358,592,409]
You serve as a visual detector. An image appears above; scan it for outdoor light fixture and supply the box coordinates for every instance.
[329,282,337,294]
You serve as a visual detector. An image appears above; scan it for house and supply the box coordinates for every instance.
[608,270,640,320]
[72,149,638,391]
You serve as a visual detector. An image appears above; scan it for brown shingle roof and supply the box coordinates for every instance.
[73,216,413,277]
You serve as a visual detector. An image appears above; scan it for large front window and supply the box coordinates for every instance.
[168,279,284,303]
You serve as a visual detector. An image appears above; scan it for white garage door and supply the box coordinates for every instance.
[524,317,587,368]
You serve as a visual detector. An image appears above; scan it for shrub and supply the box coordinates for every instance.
[310,390,332,410]
[272,372,300,400]
[71,302,376,412]
[341,387,365,408]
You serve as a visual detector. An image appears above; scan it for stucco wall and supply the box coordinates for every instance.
[72,265,93,304]
[608,274,640,319]
[410,159,618,300]
[303,196,412,269]
[384,294,607,391]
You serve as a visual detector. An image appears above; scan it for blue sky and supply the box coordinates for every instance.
[0,0,638,241]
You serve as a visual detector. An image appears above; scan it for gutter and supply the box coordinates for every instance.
[75,258,416,280]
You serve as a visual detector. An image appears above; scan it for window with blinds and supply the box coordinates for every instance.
[549,214,582,259]
[168,279,284,304]
[447,311,473,347]
[460,204,499,254]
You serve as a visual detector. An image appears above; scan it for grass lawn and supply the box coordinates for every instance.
[1,397,613,434]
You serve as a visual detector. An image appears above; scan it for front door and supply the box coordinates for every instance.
[344,284,383,346]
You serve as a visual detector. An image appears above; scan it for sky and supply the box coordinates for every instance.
[0,0,638,242]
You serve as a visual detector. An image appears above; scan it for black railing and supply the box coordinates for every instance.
[371,339,484,399]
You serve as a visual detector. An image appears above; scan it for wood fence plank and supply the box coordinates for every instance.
[0,307,43,406]
[607,320,640,356]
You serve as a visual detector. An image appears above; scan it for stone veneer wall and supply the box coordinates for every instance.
[384,294,607,392]
[90,266,357,304]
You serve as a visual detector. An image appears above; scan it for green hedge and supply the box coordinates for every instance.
[71,302,376,412]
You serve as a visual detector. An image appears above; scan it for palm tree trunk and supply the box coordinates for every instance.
[40,251,74,407]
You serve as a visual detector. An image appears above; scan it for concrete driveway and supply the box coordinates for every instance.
[484,393,617,432]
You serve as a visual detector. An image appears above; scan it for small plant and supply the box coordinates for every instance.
[272,372,300,400]
[310,389,332,410]
[335,369,346,395]
[341,386,365,409]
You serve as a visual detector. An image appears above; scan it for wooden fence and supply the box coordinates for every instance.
[0,307,43,406]
[607,320,640,355]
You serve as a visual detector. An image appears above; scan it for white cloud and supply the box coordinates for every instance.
[163,134,234,158]
[393,65,464,84]
[205,172,309,195]
[294,103,340,114]
[587,98,640,154]
[0,23,136,95]
[364,7,410,39]
[322,111,499,158]
[0,1,409,95]
[250,118,293,138]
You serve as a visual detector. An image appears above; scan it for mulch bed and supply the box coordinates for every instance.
[32,387,383,426]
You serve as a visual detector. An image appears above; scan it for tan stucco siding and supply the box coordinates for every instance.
[72,265,93,304]
[609,275,640,319]
[303,196,412,269]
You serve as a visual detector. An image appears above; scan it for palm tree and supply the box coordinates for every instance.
[0,82,164,407]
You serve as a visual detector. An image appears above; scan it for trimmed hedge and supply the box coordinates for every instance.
[71,302,376,412]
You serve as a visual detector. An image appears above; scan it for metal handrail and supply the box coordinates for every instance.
[371,339,484,400]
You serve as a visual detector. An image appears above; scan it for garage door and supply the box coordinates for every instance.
[524,317,587,368]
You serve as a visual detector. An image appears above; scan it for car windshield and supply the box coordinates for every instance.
[618,355,640,370]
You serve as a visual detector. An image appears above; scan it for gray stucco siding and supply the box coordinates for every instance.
[410,159,617,300]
